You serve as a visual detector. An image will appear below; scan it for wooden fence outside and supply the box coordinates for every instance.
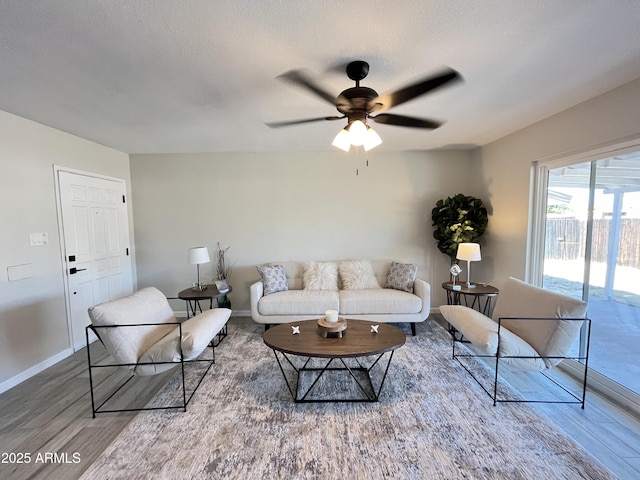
[545,218,640,269]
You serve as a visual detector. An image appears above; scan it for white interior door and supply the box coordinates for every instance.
[57,170,133,351]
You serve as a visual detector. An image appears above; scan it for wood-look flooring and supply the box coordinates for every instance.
[0,316,639,480]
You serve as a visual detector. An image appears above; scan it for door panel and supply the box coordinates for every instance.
[542,155,640,396]
[58,171,133,351]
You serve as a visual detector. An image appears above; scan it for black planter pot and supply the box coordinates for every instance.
[217,295,231,309]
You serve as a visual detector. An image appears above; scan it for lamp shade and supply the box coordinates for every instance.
[188,246,210,265]
[332,128,351,152]
[456,243,481,262]
[348,120,367,146]
[363,126,382,151]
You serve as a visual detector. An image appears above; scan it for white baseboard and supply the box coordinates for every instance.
[0,348,74,395]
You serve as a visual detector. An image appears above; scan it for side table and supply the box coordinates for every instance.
[441,281,499,317]
[178,284,233,343]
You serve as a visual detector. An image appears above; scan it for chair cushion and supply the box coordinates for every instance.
[492,277,587,367]
[440,305,546,371]
[88,287,176,368]
[136,308,231,375]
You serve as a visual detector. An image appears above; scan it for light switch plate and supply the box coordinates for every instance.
[29,232,48,246]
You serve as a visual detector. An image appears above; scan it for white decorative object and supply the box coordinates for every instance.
[292,325,300,335]
[371,324,379,333]
[450,264,462,291]
[456,243,481,288]
[325,310,339,323]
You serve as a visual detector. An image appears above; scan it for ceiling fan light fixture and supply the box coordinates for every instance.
[348,119,367,146]
[332,128,351,152]
[363,126,382,151]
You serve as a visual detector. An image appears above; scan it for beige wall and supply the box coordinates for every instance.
[474,78,640,288]
[0,110,132,391]
[130,150,473,312]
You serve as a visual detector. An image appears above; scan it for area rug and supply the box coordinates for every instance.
[80,321,613,480]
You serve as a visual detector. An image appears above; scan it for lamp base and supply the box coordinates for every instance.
[465,282,476,289]
[191,283,207,291]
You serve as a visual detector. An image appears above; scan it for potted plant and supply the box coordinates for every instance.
[431,194,488,262]
[214,242,235,308]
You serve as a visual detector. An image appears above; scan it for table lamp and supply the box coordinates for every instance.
[188,246,210,291]
[456,243,481,288]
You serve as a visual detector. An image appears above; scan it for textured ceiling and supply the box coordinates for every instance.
[1,1,640,154]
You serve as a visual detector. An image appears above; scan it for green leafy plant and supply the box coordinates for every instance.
[431,194,488,261]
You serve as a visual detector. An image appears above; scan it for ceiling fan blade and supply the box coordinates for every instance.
[277,69,337,106]
[369,68,462,112]
[265,116,343,128]
[370,114,442,129]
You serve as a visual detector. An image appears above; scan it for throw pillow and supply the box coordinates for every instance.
[338,260,380,290]
[385,261,418,292]
[303,261,339,290]
[256,265,288,295]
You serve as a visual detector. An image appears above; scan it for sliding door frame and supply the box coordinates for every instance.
[528,135,640,415]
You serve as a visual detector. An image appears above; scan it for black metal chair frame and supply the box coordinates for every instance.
[86,321,223,417]
[452,316,592,408]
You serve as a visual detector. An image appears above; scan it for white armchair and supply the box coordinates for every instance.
[440,277,591,407]
[86,287,231,416]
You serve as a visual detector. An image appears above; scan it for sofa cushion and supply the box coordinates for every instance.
[302,261,339,290]
[338,260,380,290]
[88,287,176,367]
[492,277,587,367]
[258,290,339,315]
[385,261,417,292]
[440,305,546,371]
[339,289,422,315]
[257,264,289,295]
[136,308,231,375]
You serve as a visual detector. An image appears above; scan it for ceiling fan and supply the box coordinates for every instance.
[266,60,462,151]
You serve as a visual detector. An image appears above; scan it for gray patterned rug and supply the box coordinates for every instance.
[80,321,613,480]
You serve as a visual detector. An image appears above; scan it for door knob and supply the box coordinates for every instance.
[70,267,87,274]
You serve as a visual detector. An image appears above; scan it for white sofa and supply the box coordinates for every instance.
[250,260,431,335]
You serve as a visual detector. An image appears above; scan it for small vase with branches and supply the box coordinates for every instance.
[214,242,235,308]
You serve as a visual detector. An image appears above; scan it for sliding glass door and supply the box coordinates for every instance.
[542,152,640,396]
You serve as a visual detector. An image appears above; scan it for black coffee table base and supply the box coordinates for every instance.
[271,350,396,403]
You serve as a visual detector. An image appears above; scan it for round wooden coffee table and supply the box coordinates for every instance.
[263,319,405,402]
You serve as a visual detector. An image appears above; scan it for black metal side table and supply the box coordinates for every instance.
[441,281,499,316]
[177,285,233,344]
[178,284,232,317]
